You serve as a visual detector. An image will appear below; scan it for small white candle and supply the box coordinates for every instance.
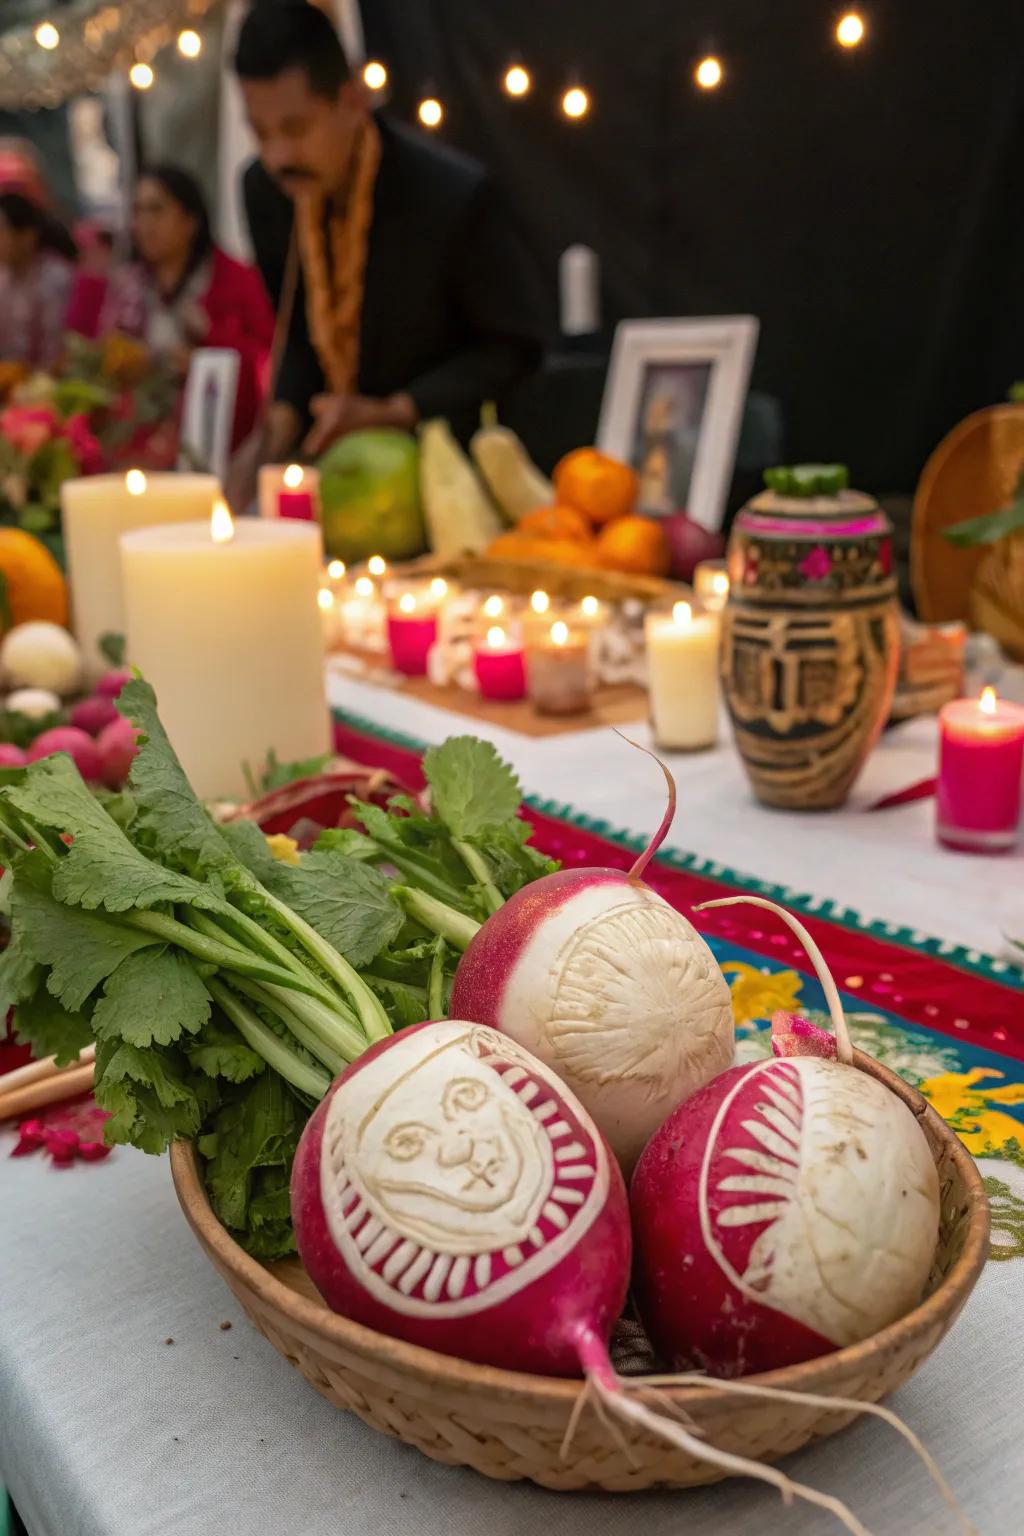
[120,506,329,798]
[694,559,730,614]
[559,244,600,336]
[645,600,720,750]
[338,574,386,649]
[62,470,220,677]
[258,462,320,520]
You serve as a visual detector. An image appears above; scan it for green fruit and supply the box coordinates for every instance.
[317,430,426,563]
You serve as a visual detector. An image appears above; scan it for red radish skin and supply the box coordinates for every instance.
[70,695,119,737]
[450,859,734,1173]
[27,727,102,782]
[96,669,132,699]
[0,744,27,767]
[292,1019,630,1376]
[771,1009,837,1059]
[631,1053,940,1379]
[96,715,141,788]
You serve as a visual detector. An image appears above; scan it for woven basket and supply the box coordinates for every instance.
[170,1053,988,1493]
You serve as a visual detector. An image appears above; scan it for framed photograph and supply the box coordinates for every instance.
[179,347,240,482]
[597,316,759,531]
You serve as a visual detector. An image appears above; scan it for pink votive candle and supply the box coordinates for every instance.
[387,593,438,676]
[936,688,1024,853]
[278,488,316,521]
[473,625,526,701]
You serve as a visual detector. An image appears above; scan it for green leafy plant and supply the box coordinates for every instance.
[762,463,849,497]
[945,464,1024,548]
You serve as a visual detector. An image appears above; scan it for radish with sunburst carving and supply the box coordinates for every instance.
[631,898,941,1379]
[450,754,734,1172]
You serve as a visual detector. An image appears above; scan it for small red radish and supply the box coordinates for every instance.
[95,668,132,700]
[771,1008,837,1059]
[70,695,119,737]
[449,755,734,1171]
[96,714,140,788]
[0,743,27,767]
[292,1019,630,1376]
[631,898,940,1380]
[27,726,102,782]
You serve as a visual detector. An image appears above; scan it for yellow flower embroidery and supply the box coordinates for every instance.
[265,833,301,866]
[918,1068,1024,1155]
[720,962,803,1026]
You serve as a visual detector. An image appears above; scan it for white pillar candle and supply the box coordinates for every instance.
[61,470,220,677]
[645,600,720,750]
[120,507,330,799]
[259,462,320,520]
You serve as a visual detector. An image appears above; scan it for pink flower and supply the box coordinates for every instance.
[0,404,59,458]
[799,545,832,582]
[63,412,104,474]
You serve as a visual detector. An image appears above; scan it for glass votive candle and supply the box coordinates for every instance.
[339,572,386,649]
[473,624,526,701]
[693,559,730,613]
[387,590,439,676]
[526,619,592,715]
[575,593,609,629]
[936,687,1024,852]
[644,600,720,750]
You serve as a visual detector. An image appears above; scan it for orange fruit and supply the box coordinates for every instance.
[0,528,68,631]
[517,504,592,543]
[531,537,600,569]
[553,448,638,525]
[486,531,536,559]
[595,515,671,577]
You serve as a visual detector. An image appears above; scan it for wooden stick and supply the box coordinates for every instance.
[0,1043,96,1095]
[0,1062,96,1122]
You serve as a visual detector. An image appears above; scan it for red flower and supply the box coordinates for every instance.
[62,412,104,474]
[0,404,60,457]
[799,545,832,582]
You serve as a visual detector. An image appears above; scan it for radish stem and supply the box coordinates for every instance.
[452,838,504,914]
[208,978,331,1099]
[393,886,482,951]
[612,733,678,882]
[427,937,446,1019]
[694,895,853,1064]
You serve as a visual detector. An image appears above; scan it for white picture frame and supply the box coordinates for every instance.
[179,347,240,482]
[597,315,759,532]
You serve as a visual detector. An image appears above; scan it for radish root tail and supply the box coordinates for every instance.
[694,895,853,1064]
[613,731,677,882]
[630,1374,977,1536]
[589,1375,873,1536]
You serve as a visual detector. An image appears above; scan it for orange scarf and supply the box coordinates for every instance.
[294,117,381,395]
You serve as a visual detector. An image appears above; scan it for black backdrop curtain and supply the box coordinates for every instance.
[360,0,1024,493]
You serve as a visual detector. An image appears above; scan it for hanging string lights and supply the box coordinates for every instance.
[503,63,531,97]
[561,84,590,120]
[362,60,388,91]
[695,55,724,90]
[176,29,202,59]
[417,96,444,129]
[836,12,867,48]
[129,60,154,90]
[34,22,60,51]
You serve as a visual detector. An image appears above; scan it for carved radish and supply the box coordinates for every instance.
[631,898,941,1379]
[450,756,734,1171]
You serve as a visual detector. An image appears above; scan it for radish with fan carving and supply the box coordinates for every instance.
[631,898,941,1379]
[449,753,734,1171]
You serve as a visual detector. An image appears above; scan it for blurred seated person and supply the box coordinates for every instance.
[227,0,541,507]
[94,166,275,446]
[0,190,76,369]
[65,220,115,339]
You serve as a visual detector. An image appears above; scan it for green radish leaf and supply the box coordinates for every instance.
[186,1018,266,1083]
[944,499,1024,547]
[92,950,211,1049]
[423,735,522,837]
[13,991,94,1067]
[260,851,404,967]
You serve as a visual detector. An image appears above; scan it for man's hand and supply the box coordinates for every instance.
[302,392,417,457]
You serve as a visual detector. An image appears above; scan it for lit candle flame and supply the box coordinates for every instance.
[398,592,417,615]
[210,500,234,544]
[711,572,729,596]
[530,589,550,615]
[581,595,599,617]
[550,620,569,647]
[486,625,507,649]
[980,686,998,715]
[483,594,504,619]
[327,559,346,580]
[125,468,147,496]
[283,463,304,490]
[672,600,693,627]
[368,555,386,578]
[354,576,374,598]
[317,588,334,612]
[430,577,448,600]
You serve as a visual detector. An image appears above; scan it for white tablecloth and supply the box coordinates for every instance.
[2,675,1021,1536]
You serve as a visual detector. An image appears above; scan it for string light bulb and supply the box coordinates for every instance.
[835,11,866,48]
[177,29,202,59]
[34,22,60,50]
[503,64,531,97]
[417,96,444,129]
[363,60,388,91]
[561,85,590,120]
[129,61,155,90]
[695,56,723,90]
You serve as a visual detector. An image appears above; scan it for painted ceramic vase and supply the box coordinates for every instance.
[722,484,899,809]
